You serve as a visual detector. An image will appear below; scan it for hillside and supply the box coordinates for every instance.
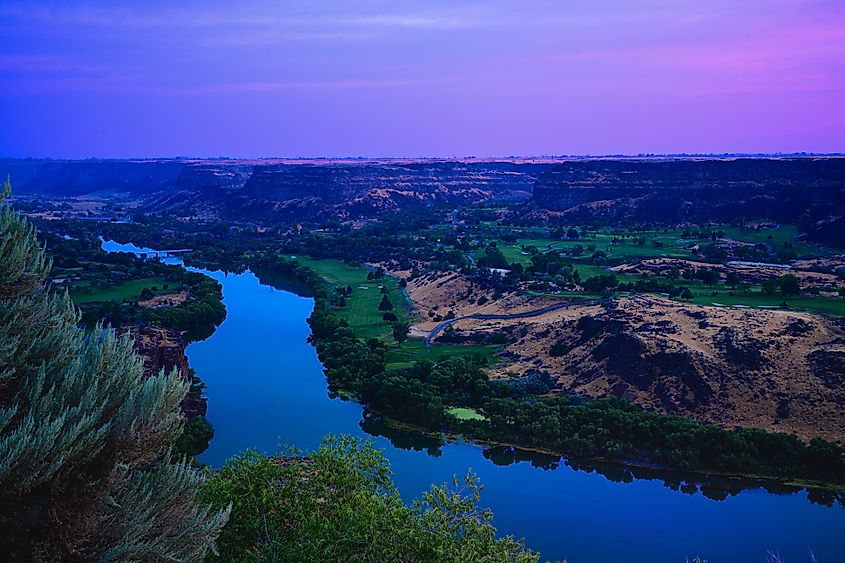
[527,157,845,247]
[2,158,552,221]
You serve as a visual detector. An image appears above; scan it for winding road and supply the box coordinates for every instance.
[422,299,597,349]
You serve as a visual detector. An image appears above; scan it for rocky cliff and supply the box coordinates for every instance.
[2,158,552,221]
[125,325,207,419]
[2,158,185,196]
[215,160,551,221]
[529,157,845,246]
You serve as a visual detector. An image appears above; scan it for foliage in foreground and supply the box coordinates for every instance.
[0,181,229,560]
[200,435,539,562]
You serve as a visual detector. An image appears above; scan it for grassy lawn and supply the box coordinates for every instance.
[292,256,411,340]
[685,288,845,316]
[69,277,169,304]
[720,224,830,258]
[385,340,501,370]
[292,256,505,365]
[488,231,693,267]
[447,406,488,421]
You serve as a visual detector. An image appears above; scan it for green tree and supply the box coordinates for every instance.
[777,273,801,298]
[200,436,539,562]
[0,180,229,560]
[378,294,394,311]
[725,271,741,288]
[392,320,411,345]
[700,268,720,286]
[762,278,779,297]
[483,244,509,269]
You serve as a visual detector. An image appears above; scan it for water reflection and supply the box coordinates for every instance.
[358,411,845,509]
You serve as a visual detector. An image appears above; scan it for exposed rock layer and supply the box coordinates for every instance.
[529,158,845,246]
[476,296,845,442]
[125,325,207,419]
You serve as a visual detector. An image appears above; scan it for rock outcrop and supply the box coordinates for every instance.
[125,325,207,419]
[479,296,845,442]
[2,158,553,221]
[528,157,845,247]
[2,158,184,196]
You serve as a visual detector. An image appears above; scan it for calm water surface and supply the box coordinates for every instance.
[103,240,845,563]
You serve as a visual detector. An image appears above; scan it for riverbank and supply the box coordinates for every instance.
[247,253,845,491]
[100,239,845,562]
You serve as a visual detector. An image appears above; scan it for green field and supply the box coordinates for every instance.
[447,406,488,421]
[487,231,693,268]
[292,256,411,340]
[686,289,845,316]
[69,277,169,304]
[292,256,504,365]
[385,340,501,370]
[720,224,829,258]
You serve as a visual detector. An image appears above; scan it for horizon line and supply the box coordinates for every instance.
[3,151,845,162]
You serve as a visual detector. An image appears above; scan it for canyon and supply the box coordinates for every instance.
[6,156,844,246]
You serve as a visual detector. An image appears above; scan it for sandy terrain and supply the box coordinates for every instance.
[475,295,845,442]
[402,270,563,332]
[395,265,845,442]
[138,291,188,308]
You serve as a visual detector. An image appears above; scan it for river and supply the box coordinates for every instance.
[102,239,845,563]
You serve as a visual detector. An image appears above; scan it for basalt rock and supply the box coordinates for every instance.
[591,331,711,407]
[125,324,207,419]
[1,158,554,222]
[529,157,845,247]
[808,350,845,388]
[717,328,766,370]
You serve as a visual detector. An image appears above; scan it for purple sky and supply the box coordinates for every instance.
[1,0,844,158]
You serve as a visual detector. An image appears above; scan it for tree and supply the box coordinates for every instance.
[777,274,801,298]
[582,274,618,294]
[700,269,720,286]
[762,278,779,297]
[483,244,509,269]
[392,321,411,345]
[378,294,394,311]
[0,180,228,560]
[200,437,538,562]
[725,271,741,288]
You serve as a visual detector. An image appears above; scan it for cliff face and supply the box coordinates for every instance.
[126,325,207,419]
[529,158,845,245]
[2,159,185,196]
[8,157,844,242]
[2,158,552,221]
[221,161,550,221]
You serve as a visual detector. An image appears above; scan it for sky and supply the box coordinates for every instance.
[1,0,844,158]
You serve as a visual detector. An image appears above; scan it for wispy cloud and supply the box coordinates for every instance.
[0,3,486,31]
[0,54,107,75]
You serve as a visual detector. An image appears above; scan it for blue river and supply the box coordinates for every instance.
[102,240,845,563]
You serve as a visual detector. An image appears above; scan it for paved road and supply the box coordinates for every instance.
[423,299,597,349]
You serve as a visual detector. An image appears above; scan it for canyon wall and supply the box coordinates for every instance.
[126,325,207,419]
[529,158,845,245]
